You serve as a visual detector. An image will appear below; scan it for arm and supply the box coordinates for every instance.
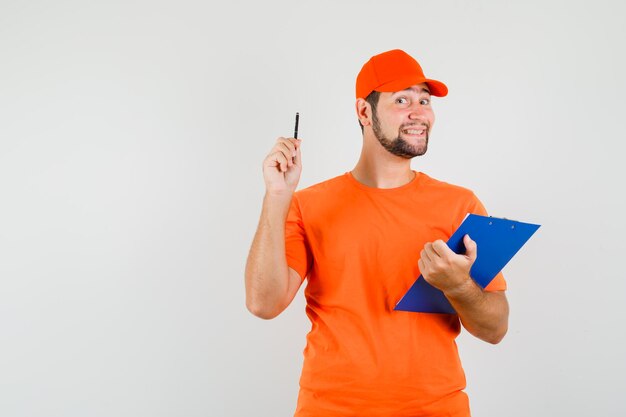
[419,235,509,344]
[245,137,303,320]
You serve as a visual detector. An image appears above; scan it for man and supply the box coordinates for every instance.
[245,49,509,417]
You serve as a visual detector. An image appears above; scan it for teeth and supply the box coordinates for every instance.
[404,129,424,135]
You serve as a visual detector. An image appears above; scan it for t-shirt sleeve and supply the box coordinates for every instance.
[285,194,312,282]
[466,193,507,292]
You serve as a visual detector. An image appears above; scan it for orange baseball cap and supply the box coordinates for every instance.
[355,49,448,99]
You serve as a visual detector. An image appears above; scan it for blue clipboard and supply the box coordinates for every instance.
[394,214,540,314]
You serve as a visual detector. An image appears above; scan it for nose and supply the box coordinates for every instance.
[408,103,431,123]
[409,107,426,120]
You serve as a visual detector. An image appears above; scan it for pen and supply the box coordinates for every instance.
[294,112,299,139]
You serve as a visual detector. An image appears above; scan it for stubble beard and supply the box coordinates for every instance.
[371,110,429,159]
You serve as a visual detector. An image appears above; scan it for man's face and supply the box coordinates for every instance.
[370,84,435,159]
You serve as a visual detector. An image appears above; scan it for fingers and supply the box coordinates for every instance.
[277,137,299,157]
[267,150,290,173]
[420,238,475,291]
[276,142,295,169]
[423,240,445,259]
[265,137,301,173]
[420,240,447,270]
[431,240,444,253]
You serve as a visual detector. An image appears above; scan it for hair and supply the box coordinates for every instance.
[358,91,381,133]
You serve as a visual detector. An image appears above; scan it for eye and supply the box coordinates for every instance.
[395,97,409,105]
[419,98,430,105]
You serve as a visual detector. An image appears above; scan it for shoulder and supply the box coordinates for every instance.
[419,173,492,218]
[419,172,477,201]
[294,173,351,201]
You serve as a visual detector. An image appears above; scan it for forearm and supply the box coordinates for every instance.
[245,192,293,318]
[444,280,509,344]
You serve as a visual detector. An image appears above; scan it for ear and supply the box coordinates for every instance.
[355,98,372,127]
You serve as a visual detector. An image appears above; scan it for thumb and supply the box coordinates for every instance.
[463,234,477,262]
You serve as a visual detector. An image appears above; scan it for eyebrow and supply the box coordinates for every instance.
[395,87,431,95]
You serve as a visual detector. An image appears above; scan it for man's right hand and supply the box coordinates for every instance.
[263,137,302,196]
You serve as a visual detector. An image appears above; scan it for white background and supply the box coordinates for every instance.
[1,0,625,416]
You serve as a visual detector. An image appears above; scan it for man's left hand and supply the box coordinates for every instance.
[418,234,477,294]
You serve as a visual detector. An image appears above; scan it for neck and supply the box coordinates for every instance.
[351,132,415,188]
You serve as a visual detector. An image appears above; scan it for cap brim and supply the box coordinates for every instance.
[375,76,448,97]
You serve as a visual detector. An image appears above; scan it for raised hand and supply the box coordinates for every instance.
[263,137,302,196]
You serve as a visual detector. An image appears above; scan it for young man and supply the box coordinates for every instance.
[245,49,509,417]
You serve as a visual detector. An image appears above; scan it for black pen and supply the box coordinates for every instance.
[294,112,299,139]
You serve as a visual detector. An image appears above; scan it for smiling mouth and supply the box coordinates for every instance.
[402,128,426,135]
[401,125,428,138]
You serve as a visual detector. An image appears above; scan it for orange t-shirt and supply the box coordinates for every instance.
[285,171,506,417]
